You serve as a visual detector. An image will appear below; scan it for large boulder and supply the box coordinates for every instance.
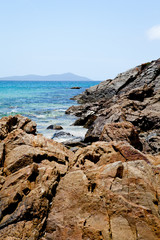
[99,121,142,150]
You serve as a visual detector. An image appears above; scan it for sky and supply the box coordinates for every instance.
[0,0,160,80]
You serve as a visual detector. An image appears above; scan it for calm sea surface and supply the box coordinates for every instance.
[0,81,100,141]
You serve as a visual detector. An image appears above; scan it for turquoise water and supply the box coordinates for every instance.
[0,81,100,140]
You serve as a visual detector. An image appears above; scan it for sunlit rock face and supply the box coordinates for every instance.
[0,115,74,240]
[43,141,160,240]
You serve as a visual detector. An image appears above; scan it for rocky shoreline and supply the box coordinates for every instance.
[0,59,160,239]
[66,59,160,154]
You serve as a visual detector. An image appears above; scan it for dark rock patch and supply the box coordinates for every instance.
[70,87,81,89]
[47,124,63,130]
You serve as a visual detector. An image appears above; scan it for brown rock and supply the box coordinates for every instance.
[47,124,63,130]
[0,162,61,239]
[23,120,37,134]
[43,141,160,240]
[100,121,142,150]
[1,114,160,239]
[0,115,74,239]
[2,129,74,176]
[0,115,37,140]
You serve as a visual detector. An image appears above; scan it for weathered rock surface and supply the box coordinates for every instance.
[0,114,37,140]
[99,121,142,150]
[1,59,160,239]
[0,115,160,239]
[42,141,160,240]
[0,115,74,239]
[73,60,160,103]
[67,59,160,154]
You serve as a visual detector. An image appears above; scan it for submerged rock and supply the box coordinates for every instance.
[70,86,81,89]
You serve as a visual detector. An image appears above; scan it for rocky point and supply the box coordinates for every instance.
[0,58,160,240]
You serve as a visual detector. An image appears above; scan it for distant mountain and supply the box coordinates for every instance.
[0,73,92,81]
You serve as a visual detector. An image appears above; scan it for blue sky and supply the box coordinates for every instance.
[0,0,160,80]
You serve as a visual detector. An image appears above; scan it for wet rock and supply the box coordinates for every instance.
[63,137,86,148]
[70,86,81,89]
[47,124,63,130]
[52,131,73,139]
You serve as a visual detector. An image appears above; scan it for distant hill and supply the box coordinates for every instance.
[0,73,92,81]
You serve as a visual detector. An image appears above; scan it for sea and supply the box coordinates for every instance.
[0,81,100,142]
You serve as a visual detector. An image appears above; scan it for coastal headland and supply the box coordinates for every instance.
[0,59,160,239]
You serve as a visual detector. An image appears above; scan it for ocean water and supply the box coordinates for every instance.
[0,81,100,141]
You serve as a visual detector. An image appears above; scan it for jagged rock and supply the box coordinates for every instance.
[42,141,160,240]
[73,59,160,104]
[67,59,160,154]
[0,115,37,140]
[0,115,74,239]
[99,121,142,150]
[2,129,73,176]
[62,137,87,151]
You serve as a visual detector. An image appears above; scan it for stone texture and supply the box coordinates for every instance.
[0,116,160,239]
[67,59,160,154]
[73,60,160,104]
[42,141,160,240]
[100,121,142,150]
[0,115,74,239]
[0,114,37,140]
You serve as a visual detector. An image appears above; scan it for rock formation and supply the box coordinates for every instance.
[0,59,160,239]
[43,141,160,240]
[66,59,160,154]
[0,115,74,239]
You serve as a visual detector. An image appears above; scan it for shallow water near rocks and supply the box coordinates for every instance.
[0,80,100,141]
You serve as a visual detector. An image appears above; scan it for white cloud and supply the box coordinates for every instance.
[147,25,160,40]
